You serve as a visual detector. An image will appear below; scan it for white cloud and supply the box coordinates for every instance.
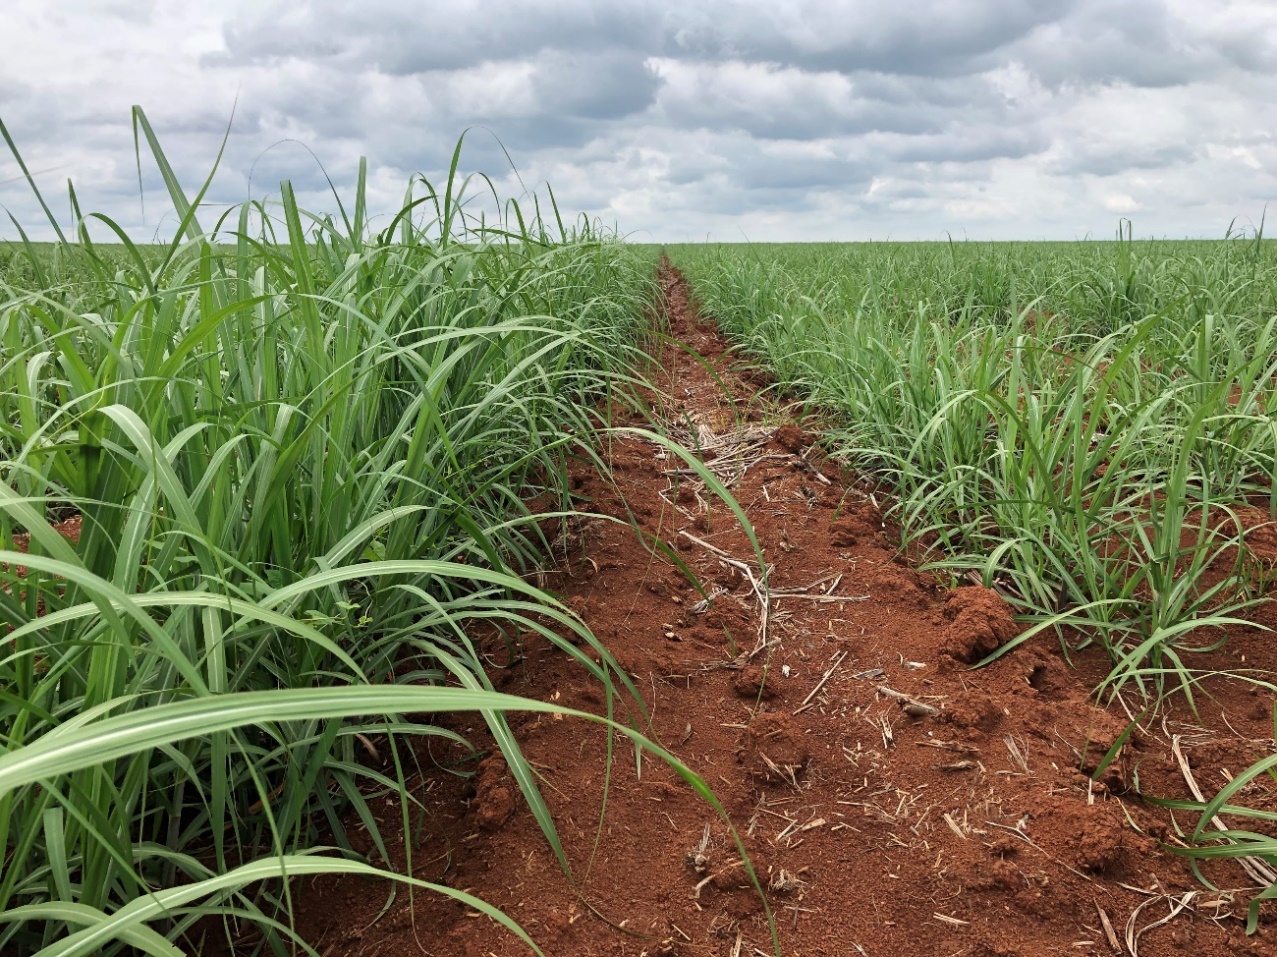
[1103,193,1142,213]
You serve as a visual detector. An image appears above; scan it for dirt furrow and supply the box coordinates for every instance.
[293,264,1277,957]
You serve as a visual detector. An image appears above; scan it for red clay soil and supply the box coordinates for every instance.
[4,514,83,559]
[290,265,1277,957]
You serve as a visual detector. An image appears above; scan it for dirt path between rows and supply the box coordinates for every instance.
[292,263,1277,957]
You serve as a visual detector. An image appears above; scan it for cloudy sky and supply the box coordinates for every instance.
[1,0,1275,242]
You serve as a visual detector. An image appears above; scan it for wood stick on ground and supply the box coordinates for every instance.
[771,591,870,603]
[917,740,981,755]
[693,860,744,899]
[1125,891,1195,957]
[1096,902,1121,953]
[771,572,839,594]
[678,530,771,650]
[1171,735,1277,887]
[875,685,939,717]
[794,651,848,714]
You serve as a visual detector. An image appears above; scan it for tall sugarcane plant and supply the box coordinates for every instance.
[0,110,685,956]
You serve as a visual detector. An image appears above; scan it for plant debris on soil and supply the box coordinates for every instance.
[291,263,1277,957]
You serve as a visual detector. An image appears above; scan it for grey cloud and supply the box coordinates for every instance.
[526,53,661,121]
[693,180,825,215]
[3,0,1277,242]
[656,63,944,140]
[657,63,1035,144]
[225,49,661,158]
[665,0,1072,76]
[222,0,1065,80]
[1012,0,1277,89]
[1046,142,1202,178]
[219,1,659,72]
[887,127,1050,164]
[732,154,872,192]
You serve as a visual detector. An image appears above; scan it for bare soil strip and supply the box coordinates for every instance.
[293,264,1277,957]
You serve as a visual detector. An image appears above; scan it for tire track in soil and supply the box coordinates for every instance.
[292,262,1277,957]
